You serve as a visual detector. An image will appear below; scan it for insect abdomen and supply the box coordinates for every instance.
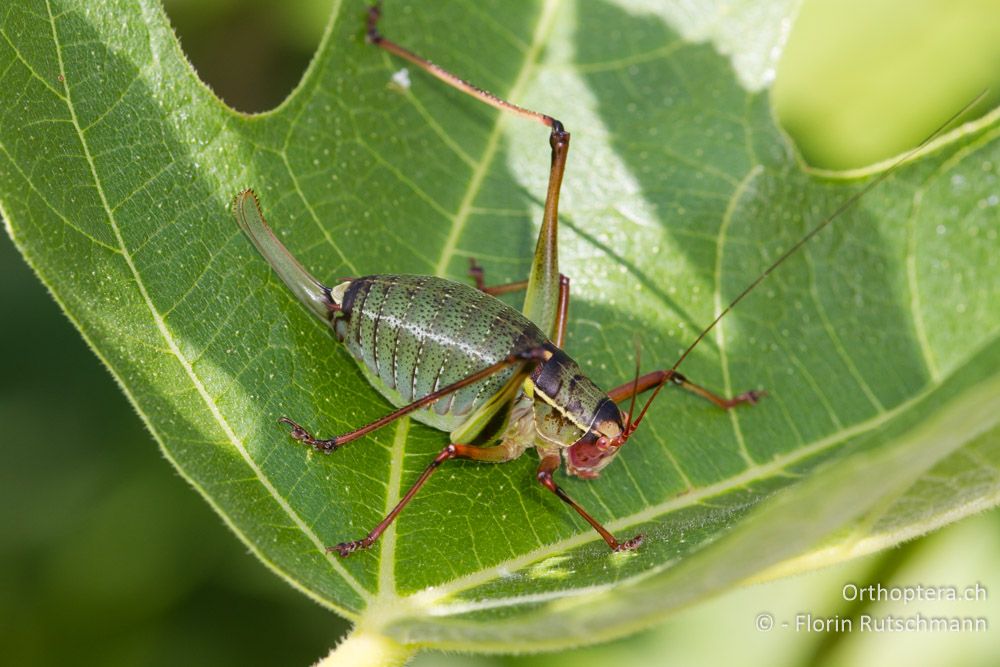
[335,275,547,432]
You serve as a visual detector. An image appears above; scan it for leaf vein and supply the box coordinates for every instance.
[43,0,371,606]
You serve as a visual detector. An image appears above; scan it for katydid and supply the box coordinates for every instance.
[232,5,983,556]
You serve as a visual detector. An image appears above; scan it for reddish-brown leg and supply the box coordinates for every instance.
[536,454,643,552]
[332,441,523,557]
[606,370,764,410]
[367,5,559,130]
[359,7,615,554]
[368,5,569,338]
[466,259,570,348]
[468,258,530,295]
[282,347,548,452]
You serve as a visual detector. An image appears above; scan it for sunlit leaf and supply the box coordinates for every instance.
[1,0,998,650]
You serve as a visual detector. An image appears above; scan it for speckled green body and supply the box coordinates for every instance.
[232,189,619,453]
[334,274,549,432]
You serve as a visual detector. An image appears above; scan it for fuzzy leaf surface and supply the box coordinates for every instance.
[1,0,998,648]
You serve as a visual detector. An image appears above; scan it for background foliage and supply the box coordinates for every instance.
[1,0,998,665]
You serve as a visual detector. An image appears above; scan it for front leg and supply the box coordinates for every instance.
[282,347,549,453]
[535,453,643,552]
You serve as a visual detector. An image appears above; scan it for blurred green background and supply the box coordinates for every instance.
[2,0,998,665]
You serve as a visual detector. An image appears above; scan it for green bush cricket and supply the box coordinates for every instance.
[233,5,984,557]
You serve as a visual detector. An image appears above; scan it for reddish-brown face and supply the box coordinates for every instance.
[564,408,626,479]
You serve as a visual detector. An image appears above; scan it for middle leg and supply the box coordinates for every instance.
[467,259,571,349]
[468,258,529,295]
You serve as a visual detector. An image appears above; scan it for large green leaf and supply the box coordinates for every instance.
[2,0,998,654]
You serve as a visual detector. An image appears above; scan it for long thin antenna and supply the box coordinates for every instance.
[671,91,988,372]
[624,337,642,432]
